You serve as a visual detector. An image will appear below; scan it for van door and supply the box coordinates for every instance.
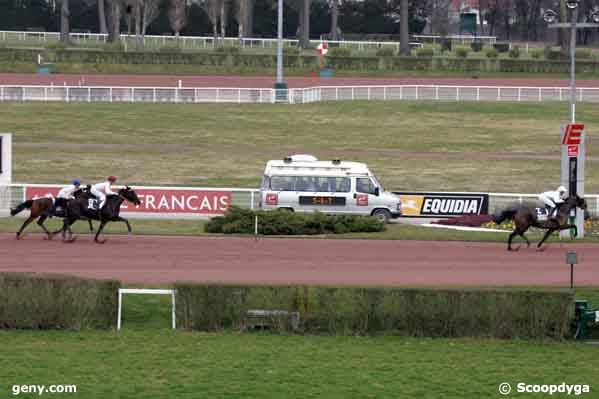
[354,177,380,215]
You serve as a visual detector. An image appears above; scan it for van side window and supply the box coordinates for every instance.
[356,178,377,194]
[329,177,350,193]
[261,176,270,189]
[271,176,295,191]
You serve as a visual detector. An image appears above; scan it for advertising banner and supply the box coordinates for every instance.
[25,186,232,216]
[394,192,489,218]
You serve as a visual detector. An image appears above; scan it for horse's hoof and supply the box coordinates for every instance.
[536,247,545,252]
[95,239,107,244]
[15,233,21,240]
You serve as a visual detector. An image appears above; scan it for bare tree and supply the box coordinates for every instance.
[513,0,542,41]
[220,0,229,39]
[168,0,188,36]
[399,0,409,55]
[329,0,339,41]
[60,0,70,43]
[142,0,161,35]
[301,0,311,48]
[203,0,221,40]
[428,0,451,36]
[107,0,123,43]
[99,0,108,33]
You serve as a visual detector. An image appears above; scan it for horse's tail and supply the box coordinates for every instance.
[492,209,517,225]
[10,200,34,216]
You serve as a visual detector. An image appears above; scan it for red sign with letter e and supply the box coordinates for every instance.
[562,124,584,145]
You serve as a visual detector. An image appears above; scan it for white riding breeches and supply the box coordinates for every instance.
[91,188,106,209]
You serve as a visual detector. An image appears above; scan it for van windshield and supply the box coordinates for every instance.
[371,174,384,191]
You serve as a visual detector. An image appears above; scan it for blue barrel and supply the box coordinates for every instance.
[319,68,334,78]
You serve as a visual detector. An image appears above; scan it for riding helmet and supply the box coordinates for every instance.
[72,179,81,186]
[107,176,117,182]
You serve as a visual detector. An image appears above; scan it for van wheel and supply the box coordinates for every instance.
[372,209,391,223]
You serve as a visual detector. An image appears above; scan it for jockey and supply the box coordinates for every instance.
[91,176,117,210]
[539,185,567,217]
[50,179,81,216]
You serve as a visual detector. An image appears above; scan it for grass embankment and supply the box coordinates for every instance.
[2,218,599,243]
[1,289,598,398]
[2,101,599,193]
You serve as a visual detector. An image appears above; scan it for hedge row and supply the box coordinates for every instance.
[175,283,574,339]
[3,48,599,75]
[0,273,119,330]
[205,207,384,235]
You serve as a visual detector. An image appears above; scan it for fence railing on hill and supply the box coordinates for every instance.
[0,30,423,52]
[2,85,599,105]
[1,184,598,220]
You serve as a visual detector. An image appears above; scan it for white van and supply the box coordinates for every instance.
[260,154,401,222]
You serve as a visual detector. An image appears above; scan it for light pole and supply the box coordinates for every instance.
[543,1,599,239]
[274,0,288,102]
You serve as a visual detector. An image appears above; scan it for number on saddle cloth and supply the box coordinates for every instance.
[535,207,549,220]
[87,199,99,211]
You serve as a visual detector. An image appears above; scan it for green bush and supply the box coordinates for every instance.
[0,273,119,330]
[531,48,544,59]
[329,47,352,57]
[416,47,434,57]
[176,283,574,339]
[47,41,68,51]
[484,47,498,59]
[545,46,564,60]
[376,47,396,57]
[470,41,483,52]
[454,46,470,58]
[493,43,510,53]
[159,44,182,53]
[103,41,125,52]
[205,206,384,235]
[508,46,520,59]
[576,48,592,59]
[283,46,300,56]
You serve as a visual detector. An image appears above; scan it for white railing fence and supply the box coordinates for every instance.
[0,30,424,52]
[2,85,599,105]
[2,184,598,219]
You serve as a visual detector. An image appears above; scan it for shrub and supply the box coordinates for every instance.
[0,273,119,330]
[484,47,498,59]
[454,46,470,58]
[176,283,574,339]
[47,41,68,51]
[440,38,452,52]
[493,43,510,53]
[205,206,384,235]
[283,46,300,56]
[159,44,182,53]
[376,46,396,57]
[416,47,434,57]
[544,45,564,60]
[214,45,240,55]
[508,45,520,59]
[328,47,352,57]
[531,48,544,59]
[575,48,592,59]
[470,41,483,52]
[103,41,125,52]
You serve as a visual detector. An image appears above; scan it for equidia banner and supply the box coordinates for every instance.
[394,192,489,218]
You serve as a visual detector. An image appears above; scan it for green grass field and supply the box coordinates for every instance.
[1,288,599,399]
[2,101,599,193]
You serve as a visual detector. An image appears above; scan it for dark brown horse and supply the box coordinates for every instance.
[10,190,93,240]
[493,195,587,251]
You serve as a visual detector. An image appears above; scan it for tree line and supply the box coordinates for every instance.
[1,0,598,46]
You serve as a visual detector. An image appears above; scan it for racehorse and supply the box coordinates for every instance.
[493,195,587,251]
[60,186,141,243]
[10,189,93,240]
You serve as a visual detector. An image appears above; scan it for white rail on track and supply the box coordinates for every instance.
[2,85,599,105]
[117,288,176,330]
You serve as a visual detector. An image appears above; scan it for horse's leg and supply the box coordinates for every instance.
[114,216,132,234]
[537,228,556,251]
[95,221,109,244]
[519,231,531,248]
[507,230,519,251]
[558,224,577,237]
[36,214,53,240]
[62,219,76,242]
[88,220,94,233]
[16,216,35,239]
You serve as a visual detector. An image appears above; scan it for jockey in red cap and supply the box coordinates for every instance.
[91,176,117,210]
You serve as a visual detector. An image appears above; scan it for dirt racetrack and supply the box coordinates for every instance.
[1,233,598,287]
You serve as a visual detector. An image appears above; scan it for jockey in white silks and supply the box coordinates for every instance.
[91,176,117,210]
[538,185,567,217]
